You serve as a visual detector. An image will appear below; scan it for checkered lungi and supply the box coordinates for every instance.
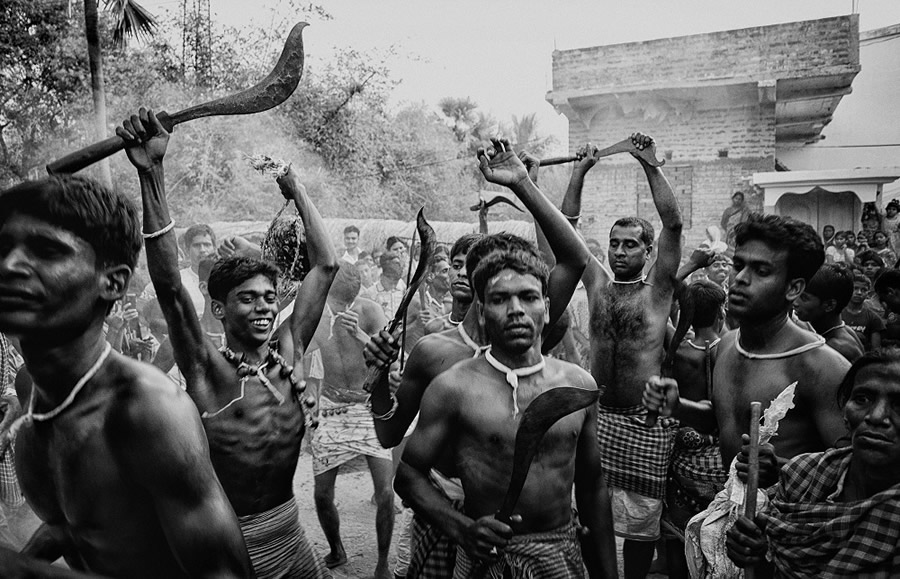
[453,521,585,579]
[407,500,463,579]
[665,427,727,530]
[310,397,391,475]
[596,403,677,500]
[238,497,329,579]
[764,447,900,578]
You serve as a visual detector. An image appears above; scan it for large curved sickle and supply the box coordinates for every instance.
[46,22,308,175]
[363,208,436,393]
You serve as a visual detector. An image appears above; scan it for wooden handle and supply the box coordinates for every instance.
[744,401,762,517]
[538,155,578,166]
[46,135,127,175]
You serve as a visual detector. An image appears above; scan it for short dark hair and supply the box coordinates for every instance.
[689,280,726,328]
[804,264,854,312]
[183,223,216,249]
[858,250,884,268]
[380,250,401,268]
[343,225,360,236]
[836,347,900,407]
[611,217,654,247]
[472,249,550,303]
[386,236,406,251]
[734,213,823,282]
[0,176,141,270]
[465,233,540,281]
[330,261,361,303]
[450,233,483,260]
[852,271,871,287]
[732,191,745,201]
[874,268,900,293]
[207,257,279,302]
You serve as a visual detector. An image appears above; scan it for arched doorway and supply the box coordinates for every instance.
[775,187,860,234]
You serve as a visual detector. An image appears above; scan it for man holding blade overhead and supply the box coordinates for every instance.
[119,108,338,579]
[394,246,615,579]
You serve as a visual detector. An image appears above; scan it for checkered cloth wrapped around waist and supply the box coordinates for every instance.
[596,403,677,499]
[764,447,900,578]
[670,427,727,490]
[238,497,329,579]
[452,521,585,579]
[407,500,463,579]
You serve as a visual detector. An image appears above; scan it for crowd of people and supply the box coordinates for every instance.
[0,106,896,579]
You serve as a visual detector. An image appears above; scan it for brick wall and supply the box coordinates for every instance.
[552,15,859,92]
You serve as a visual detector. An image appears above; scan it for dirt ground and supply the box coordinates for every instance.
[293,452,403,578]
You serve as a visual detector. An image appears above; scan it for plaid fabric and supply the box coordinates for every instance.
[407,502,462,579]
[238,497,330,579]
[452,521,585,579]
[665,427,728,530]
[596,404,677,499]
[764,447,900,578]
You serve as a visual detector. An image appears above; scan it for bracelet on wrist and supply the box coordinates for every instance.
[143,220,175,240]
[366,392,399,421]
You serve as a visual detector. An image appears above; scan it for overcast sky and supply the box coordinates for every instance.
[144,0,900,153]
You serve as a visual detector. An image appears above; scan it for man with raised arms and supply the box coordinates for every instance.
[395,249,616,579]
[644,214,850,488]
[563,133,682,578]
[365,141,592,577]
[0,175,250,577]
[119,108,338,578]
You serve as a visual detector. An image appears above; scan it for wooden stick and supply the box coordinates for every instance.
[744,401,762,579]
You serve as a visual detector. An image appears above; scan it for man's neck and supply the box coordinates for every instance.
[19,321,109,407]
[738,310,792,350]
[692,326,720,343]
[811,313,844,335]
[845,300,864,314]
[488,343,543,369]
[459,304,485,343]
[449,297,471,325]
[223,333,270,366]
[428,285,449,304]
[846,457,900,500]
[380,276,400,290]
[345,247,359,257]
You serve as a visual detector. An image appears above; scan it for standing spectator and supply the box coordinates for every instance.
[361,251,406,320]
[882,199,900,252]
[141,223,215,318]
[341,225,361,264]
[825,231,855,264]
[821,224,836,247]
[720,191,751,248]
[872,230,897,268]
[842,272,885,351]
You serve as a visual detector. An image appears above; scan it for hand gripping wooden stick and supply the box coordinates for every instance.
[538,136,666,167]
[744,401,762,579]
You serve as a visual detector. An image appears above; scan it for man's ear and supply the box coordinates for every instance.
[199,280,209,297]
[211,299,226,320]
[786,278,806,303]
[543,297,550,324]
[99,265,132,302]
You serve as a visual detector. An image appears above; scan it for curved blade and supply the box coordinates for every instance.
[363,208,436,393]
[474,191,525,213]
[497,386,598,523]
[47,22,308,175]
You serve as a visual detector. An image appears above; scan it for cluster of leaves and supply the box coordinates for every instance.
[0,1,557,225]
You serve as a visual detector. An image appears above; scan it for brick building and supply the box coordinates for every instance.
[546,15,861,248]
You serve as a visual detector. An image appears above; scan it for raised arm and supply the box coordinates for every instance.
[113,380,251,578]
[636,134,682,295]
[478,139,590,329]
[117,109,211,386]
[273,169,339,359]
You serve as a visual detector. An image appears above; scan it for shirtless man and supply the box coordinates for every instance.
[563,133,682,577]
[310,265,393,577]
[120,108,336,578]
[0,175,249,577]
[365,143,591,576]
[395,249,616,578]
[792,263,864,362]
[644,213,850,486]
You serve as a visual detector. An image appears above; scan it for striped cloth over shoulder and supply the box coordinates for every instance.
[764,447,900,578]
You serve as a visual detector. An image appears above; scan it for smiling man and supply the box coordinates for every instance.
[120,108,338,578]
[0,176,250,578]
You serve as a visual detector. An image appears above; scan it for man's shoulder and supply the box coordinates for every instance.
[106,355,199,429]
[545,356,596,390]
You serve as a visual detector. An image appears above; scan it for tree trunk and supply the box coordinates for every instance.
[83,0,112,188]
